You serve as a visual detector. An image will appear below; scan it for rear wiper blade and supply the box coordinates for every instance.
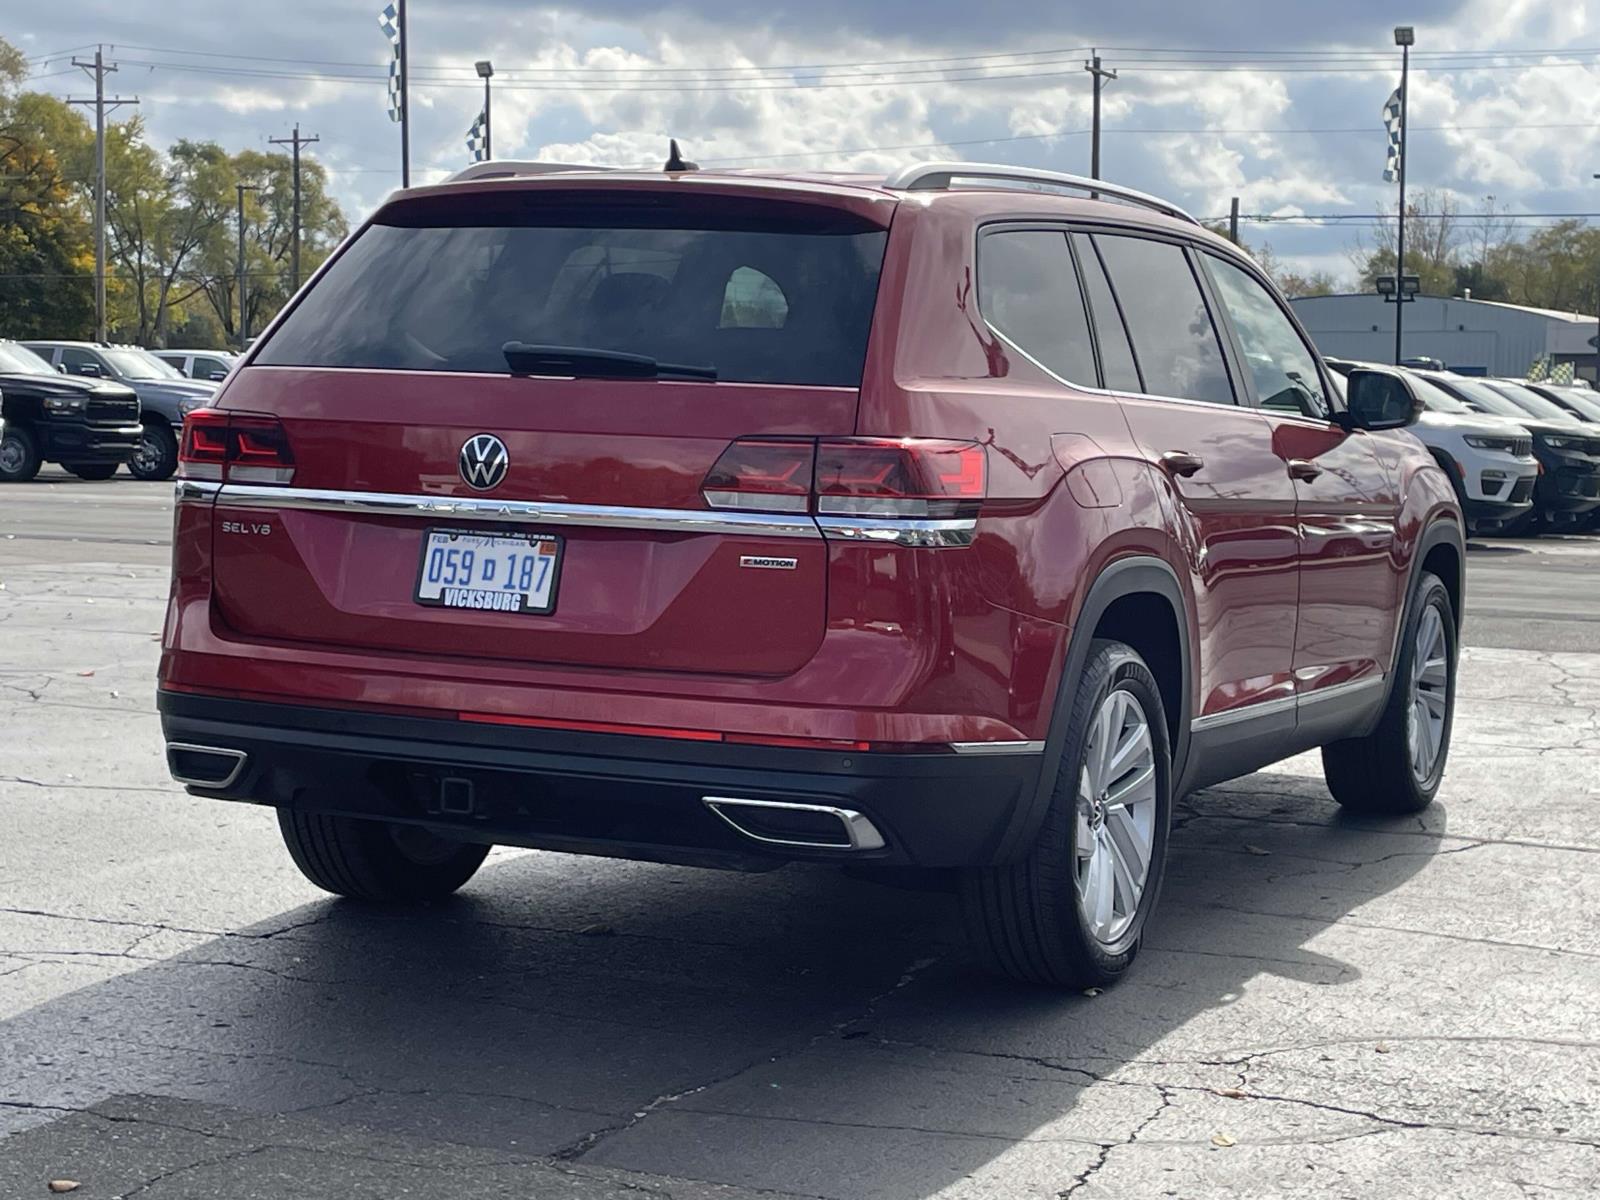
[502,342,717,381]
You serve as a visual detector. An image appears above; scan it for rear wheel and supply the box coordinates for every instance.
[128,422,178,481]
[1322,571,1456,815]
[277,811,490,901]
[960,640,1171,989]
[0,425,41,482]
[65,463,118,481]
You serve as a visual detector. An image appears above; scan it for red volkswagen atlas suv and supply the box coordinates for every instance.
[159,160,1464,988]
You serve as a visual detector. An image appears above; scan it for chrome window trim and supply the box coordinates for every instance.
[1190,675,1385,733]
[212,484,823,539]
[949,740,1046,755]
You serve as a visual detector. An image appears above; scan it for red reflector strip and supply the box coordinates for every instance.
[458,711,874,751]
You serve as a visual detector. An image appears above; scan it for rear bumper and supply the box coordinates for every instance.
[157,691,1046,869]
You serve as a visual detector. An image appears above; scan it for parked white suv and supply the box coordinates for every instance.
[1327,360,1538,533]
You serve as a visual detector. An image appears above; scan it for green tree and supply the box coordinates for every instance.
[195,148,347,347]
[0,38,95,336]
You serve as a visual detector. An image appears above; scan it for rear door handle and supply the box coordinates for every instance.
[1286,459,1322,482]
[1159,451,1205,477]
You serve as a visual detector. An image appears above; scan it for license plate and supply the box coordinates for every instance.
[414,529,562,615]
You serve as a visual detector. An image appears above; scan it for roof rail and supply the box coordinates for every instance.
[445,160,618,184]
[883,161,1199,226]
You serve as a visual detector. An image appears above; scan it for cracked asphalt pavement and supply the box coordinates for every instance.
[2,470,1599,1198]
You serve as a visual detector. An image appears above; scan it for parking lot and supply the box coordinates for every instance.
[2,470,1598,1198]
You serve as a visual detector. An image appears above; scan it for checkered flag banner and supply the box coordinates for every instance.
[1552,361,1576,384]
[466,109,488,162]
[379,3,403,123]
[1382,86,1403,183]
[1528,356,1551,381]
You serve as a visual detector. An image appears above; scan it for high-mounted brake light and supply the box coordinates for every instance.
[179,410,295,485]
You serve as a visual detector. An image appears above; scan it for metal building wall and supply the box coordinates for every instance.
[1289,295,1555,376]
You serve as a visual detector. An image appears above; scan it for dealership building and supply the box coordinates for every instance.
[1289,293,1600,381]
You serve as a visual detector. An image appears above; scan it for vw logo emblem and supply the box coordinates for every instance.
[459,434,509,491]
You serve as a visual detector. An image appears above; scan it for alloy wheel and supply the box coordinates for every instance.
[1407,603,1450,782]
[0,437,22,474]
[1074,688,1158,945]
[131,432,161,475]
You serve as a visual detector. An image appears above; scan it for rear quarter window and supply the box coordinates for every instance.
[256,194,888,387]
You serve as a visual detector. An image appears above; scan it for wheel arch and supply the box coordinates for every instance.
[992,555,1193,863]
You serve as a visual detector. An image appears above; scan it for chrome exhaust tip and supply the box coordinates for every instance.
[702,796,886,852]
[166,743,249,789]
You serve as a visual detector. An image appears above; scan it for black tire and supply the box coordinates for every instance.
[0,424,42,482]
[128,422,178,481]
[1322,571,1457,815]
[277,811,490,901]
[960,640,1172,989]
[65,463,119,481]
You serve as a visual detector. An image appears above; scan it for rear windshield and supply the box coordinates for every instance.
[256,194,889,387]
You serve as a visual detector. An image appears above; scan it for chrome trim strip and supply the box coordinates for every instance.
[1298,675,1387,708]
[815,515,977,547]
[166,743,249,790]
[1190,675,1386,733]
[1190,693,1298,733]
[174,479,222,502]
[949,740,1047,755]
[702,796,887,852]
[214,484,823,539]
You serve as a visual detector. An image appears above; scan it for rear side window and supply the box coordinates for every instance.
[1071,234,1141,392]
[1093,235,1234,405]
[257,200,888,387]
[977,229,1097,385]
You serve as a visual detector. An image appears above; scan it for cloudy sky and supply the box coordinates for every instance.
[11,0,1600,283]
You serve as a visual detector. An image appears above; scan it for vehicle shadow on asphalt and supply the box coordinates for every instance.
[2,772,1446,1199]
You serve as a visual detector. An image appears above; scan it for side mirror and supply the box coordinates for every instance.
[76,362,101,377]
[1343,369,1420,431]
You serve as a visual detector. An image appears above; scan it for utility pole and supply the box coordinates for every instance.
[1229,196,1240,246]
[236,182,263,349]
[399,0,410,186]
[268,125,320,291]
[1393,26,1414,366]
[1084,50,1117,181]
[68,47,137,342]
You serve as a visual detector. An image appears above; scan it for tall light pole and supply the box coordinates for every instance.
[236,182,262,349]
[1393,25,1414,366]
[1591,173,1600,384]
[475,60,494,160]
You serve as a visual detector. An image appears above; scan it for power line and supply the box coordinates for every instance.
[92,51,1600,93]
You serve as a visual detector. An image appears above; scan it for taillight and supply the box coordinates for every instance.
[702,436,986,521]
[178,409,228,480]
[702,439,816,512]
[815,438,985,518]
[179,410,295,485]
